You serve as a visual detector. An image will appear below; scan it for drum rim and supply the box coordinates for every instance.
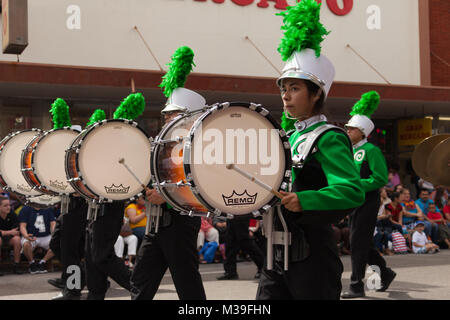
[66,119,151,203]
[183,101,292,217]
[0,129,44,198]
[25,127,81,196]
[151,111,205,214]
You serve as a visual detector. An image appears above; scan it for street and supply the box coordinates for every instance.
[1,250,449,300]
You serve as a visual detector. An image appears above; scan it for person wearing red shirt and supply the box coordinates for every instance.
[426,202,450,248]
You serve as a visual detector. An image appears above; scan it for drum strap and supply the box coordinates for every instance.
[292,124,351,169]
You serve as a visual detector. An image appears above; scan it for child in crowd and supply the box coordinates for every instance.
[411,221,439,254]
[425,202,450,248]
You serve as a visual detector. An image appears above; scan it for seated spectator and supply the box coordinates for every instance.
[443,198,450,229]
[213,216,227,262]
[400,188,425,231]
[433,187,448,211]
[412,221,439,254]
[332,217,350,255]
[197,217,219,263]
[114,218,138,269]
[415,189,439,243]
[124,196,147,243]
[375,191,403,255]
[425,202,450,249]
[0,196,23,275]
[19,204,57,274]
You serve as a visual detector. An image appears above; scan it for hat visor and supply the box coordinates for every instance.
[161,104,187,114]
[276,70,324,91]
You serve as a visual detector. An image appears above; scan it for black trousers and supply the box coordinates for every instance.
[130,213,206,300]
[84,202,131,300]
[49,197,88,294]
[256,223,343,300]
[349,194,388,291]
[224,218,264,275]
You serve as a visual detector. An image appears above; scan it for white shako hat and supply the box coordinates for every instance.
[346,115,375,137]
[345,91,380,137]
[161,87,206,114]
[276,48,335,99]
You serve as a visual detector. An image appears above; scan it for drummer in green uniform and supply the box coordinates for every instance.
[256,0,365,300]
[341,91,396,298]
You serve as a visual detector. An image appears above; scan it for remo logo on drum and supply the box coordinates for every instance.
[222,190,258,207]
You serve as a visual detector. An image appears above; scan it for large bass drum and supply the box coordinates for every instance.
[22,127,80,196]
[65,119,152,202]
[151,102,292,218]
[0,129,44,198]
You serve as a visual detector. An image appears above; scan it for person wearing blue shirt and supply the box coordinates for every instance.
[415,189,439,243]
[19,205,57,274]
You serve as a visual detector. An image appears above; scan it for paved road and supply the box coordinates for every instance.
[1,250,449,300]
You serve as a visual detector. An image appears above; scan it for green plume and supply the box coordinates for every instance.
[49,98,71,129]
[350,91,380,118]
[159,46,195,98]
[277,0,330,61]
[281,112,296,132]
[86,109,106,127]
[113,93,146,120]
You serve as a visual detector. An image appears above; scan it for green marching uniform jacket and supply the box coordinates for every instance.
[352,139,388,197]
[289,120,365,219]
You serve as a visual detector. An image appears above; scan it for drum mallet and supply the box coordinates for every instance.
[225,164,284,199]
[118,158,160,234]
[118,158,149,191]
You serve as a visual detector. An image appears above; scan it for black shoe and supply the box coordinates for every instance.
[52,291,81,300]
[254,270,262,279]
[377,269,397,292]
[37,262,48,274]
[48,278,65,290]
[341,288,365,299]
[29,262,39,274]
[217,273,239,280]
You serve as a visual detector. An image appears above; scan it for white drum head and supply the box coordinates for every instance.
[189,106,285,215]
[0,131,43,197]
[33,129,79,195]
[77,121,151,201]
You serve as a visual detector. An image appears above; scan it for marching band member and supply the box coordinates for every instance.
[256,0,365,300]
[341,91,396,298]
[130,46,206,300]
[84,94,145,300]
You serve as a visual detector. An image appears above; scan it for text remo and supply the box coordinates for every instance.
[194,0,354,16]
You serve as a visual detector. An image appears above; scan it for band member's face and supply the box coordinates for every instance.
[280,79,319,120]
[346,126,365,144]
[163,111,181,124]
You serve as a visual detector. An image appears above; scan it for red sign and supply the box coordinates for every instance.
[194,0,353,16]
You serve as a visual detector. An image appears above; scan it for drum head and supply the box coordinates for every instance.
[0,131,43,197]
[188,105,287,216]
[77,120,151,201]
[33,129,79,195]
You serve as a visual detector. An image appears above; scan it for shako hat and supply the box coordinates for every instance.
[160,46,206,114]
[345,91,380,137]
[276,0,335,99]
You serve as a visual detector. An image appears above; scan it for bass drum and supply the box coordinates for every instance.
[151,102,292,218]
[65,119,152,202]
[0,129,44,198]
[22,127,80,196]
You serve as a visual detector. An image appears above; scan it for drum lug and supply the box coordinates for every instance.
[279,130,287,138]
[213,208,222,217]
[252,211,261,218]
[283,141,290,149]
[262,204,272,213]
[226,214,234,220]
[284,170,291,178]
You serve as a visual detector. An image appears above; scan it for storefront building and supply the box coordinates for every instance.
[1,0,449,188]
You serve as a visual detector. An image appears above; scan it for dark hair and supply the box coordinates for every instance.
[304,80,326,114]
[390,192,400,201]
[419,188,430,195]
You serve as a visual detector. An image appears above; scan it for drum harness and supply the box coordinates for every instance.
[263,124,348,271]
